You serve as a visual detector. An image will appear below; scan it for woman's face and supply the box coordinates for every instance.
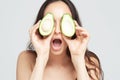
[44,1,72,55]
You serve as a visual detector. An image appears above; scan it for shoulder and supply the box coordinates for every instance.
[17,50,37,70]
[18,50,36,60]
[16,50,37,80]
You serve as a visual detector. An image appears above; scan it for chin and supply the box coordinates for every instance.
[50,49,66,56]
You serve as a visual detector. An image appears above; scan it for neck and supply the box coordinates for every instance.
[47,52,71,66]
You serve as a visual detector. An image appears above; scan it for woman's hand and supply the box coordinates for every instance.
[29,20,54,61]
[29,20,55,80]
[63,21,90,58]
[62,21,90,80]
[62,20,90,65]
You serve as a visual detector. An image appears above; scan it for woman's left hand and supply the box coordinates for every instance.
[62,20,90,61]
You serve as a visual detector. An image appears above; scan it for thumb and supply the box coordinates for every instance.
[62,34,71,45]
[45,27,55,43]
[47,27,55,39]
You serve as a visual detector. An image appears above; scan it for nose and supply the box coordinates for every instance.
[54,22,61,34]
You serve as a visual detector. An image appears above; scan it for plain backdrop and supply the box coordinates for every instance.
[0,0,120,80]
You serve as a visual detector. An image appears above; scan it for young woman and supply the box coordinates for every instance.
[16,0,103,80]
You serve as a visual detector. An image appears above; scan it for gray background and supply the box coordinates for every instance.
[0,0,120,80]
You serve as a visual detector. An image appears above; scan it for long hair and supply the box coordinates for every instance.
[27,0,103,79]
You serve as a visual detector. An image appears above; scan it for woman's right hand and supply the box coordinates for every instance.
[29,20,54,62]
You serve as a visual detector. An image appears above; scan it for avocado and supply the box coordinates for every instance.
[61,14,75,37]
[39,13,54,36]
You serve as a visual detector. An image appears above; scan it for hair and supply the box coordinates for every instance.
[27,0,103,79]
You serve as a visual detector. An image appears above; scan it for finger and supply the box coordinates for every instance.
[62,34,71,45]
[75,27,84,36]
[79,31,89,38]
[76,27,90,40]
[74,20,89,37]
[74,20,84,35]
[32,20,41,36]
[46,27,55,40]
[29,20,41,40]
[29,20,41,35]
[29,26,35,41]
[74,20,82,27]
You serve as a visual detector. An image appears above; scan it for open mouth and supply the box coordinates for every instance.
[52,39,62,50]
[53,39,62,46]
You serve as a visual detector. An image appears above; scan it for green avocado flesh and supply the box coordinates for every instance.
[61,14,75,37]
[39,13,54,36]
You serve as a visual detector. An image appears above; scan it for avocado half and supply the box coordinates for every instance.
[61,14,75,37]
[39,13,54,36]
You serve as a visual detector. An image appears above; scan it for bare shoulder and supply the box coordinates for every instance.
[17,50,36,69]
[16,50,37,80]
[18,50,36,61]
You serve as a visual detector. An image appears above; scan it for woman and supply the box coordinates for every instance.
[16,0,103,80]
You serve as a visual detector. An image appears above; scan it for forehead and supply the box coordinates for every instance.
[44,1,72,19]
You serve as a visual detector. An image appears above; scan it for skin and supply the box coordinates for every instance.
[16,1,98,80]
